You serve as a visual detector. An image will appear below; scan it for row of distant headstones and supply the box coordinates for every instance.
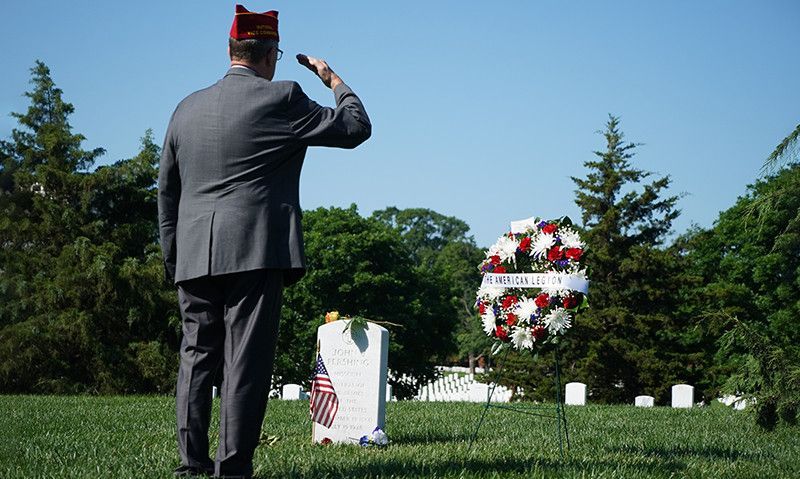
[212,381,496,403]
[565,382,749,409]
[210,381,748,410]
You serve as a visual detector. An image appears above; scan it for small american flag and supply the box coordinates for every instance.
[310,353,339,428]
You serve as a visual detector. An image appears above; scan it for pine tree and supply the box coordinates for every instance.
[563,115,692,403]
[0,62,178,393]
[687,164,800,428]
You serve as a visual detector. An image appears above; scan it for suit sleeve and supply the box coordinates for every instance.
[157,114,180,284]
[286,81,372,148]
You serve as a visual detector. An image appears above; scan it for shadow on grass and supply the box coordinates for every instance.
[609,444,764,461]
[391,430,475,445]
[253,454,686,479]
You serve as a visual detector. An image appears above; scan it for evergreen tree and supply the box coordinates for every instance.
[561,115,694,403]
[684,164,800,428]
[0,62,178,393]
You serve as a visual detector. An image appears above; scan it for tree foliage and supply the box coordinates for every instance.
[683,164,800,428]
[373,208,490,372]
[547,115,700,403]
[0,62,179,394]
[764,123,799,173]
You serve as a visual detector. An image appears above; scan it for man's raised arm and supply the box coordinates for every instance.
[287,54,371,149]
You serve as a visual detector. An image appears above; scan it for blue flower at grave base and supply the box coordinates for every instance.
[359,427,389,447]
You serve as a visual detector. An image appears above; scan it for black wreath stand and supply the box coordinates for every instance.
[467,345,571,458]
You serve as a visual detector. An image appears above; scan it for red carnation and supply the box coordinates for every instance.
[532,325,547,341]
[535,293,550,308]
[478,302,486,314]
[490,255,501,265]
[495,325,508,341]
[518,237,532,252]
[563,295,578,309]
[501,295,518,309]
[506,313,517,326]
[542,223,558,234]
[547,246,563,262]
[494,266,506,274]
[565,248,583,261]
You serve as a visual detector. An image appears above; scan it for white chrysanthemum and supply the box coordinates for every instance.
[530,232,555,259]
[541,286,570,298]
[511,326,534,350]
[477,284,504,301]
[514,297,538,324]
[481,310,496,335]
[543,307,572,335]
[559,227,584,250]
[489,235,519,264]
[573,268,588,278]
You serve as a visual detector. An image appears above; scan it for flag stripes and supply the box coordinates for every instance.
[310,353,339,428]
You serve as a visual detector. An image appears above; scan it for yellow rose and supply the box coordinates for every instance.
[325,311,340,323]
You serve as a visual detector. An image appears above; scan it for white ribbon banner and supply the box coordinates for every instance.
[481,273,589,293]
[509,216,540,234]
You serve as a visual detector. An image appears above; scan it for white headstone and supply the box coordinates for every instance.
[212,386,218,399]
[671,384,694,408]
[282,384,304,400]
[635,395,654,407]
[386,384,393,402]
[468,382,490,402]
[565,382,587,406]
[312,320,389,444]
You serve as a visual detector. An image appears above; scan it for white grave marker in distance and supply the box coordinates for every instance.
[671,384,694,408]
[312,320,389,444]
[282,384,304,400]
[468,383,490,403]
[635,395,654,407]
[565,382,587,406]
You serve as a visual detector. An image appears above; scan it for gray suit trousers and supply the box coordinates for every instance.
[175,268,283,477]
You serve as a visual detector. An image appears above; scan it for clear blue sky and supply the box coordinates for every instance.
[1,1,798,247]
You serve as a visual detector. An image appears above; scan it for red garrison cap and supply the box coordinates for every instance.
[230,5,279,41]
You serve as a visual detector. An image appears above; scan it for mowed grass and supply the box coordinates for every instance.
[1,396,798,478]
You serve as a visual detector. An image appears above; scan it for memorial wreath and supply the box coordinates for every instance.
[475,217,590,352]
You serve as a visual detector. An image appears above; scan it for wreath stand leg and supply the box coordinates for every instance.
[467,346,571,459]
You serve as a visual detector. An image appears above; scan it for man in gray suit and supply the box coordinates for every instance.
[158,6,370,478]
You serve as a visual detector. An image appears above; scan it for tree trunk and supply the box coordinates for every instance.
[468,352,476,374]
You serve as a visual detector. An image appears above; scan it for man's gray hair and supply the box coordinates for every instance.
[229,37,279,64]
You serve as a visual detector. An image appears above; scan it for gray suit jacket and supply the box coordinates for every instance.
[158,67,371,286]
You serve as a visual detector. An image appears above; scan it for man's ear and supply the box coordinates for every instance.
[227,45,231,59]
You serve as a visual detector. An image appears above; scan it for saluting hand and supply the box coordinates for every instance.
[296,54,343,90]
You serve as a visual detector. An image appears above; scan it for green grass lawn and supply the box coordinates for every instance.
[1,395,798,478]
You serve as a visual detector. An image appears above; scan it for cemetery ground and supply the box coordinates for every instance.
[2,396,799,478]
